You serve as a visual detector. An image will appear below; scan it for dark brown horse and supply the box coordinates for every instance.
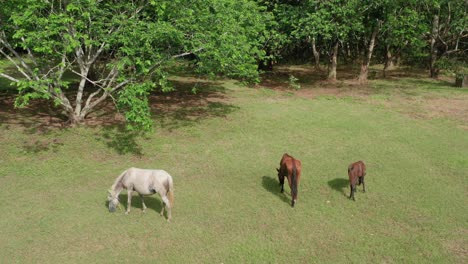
[348,161,367,201]
[276,153,302,207]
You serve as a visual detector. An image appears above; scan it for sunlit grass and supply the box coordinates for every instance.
[0,67,467,263]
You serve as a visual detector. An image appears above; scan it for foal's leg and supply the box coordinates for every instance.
[361,176,366,193]
[139,194,147,213]
[125,190,133,214]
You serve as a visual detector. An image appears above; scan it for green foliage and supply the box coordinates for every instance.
[178,0,266,81]
[2,0,466,131]
[117,83,154,132]
[435,57,466,74]
[0,0,266,130]
[255,0,466,77]
[288,74,300,90]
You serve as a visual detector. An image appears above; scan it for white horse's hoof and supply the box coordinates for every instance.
[125,211,129,215]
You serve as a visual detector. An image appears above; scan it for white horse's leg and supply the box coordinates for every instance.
[160,199,165,216]
[125,190,132,215]
[162,195,171,221]
[139,194,147,213]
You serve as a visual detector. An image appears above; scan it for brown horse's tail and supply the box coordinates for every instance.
[291,160,298,202]
[167,176,174,208]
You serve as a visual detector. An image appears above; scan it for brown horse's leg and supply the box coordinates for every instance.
[349,184,356,201]
[125,190,133,214]
[139,194,147,213]
[279,175,285,193]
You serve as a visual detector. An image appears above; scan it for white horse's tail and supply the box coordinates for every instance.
[111,169,127,191]
[167,176,174,208]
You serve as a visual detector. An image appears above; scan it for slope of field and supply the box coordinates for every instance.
[0,68,467,263]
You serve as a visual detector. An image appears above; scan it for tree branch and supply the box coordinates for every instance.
[145,47,204,76]
[0,72,19,82]
[0,32,38,80]
[20,37,38,67]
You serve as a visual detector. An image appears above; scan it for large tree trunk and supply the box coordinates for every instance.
[344,42,352,64]
[429,14,440,78]
[383,45,395,78]
[359,23,380,83]
[327,41,339,81]
[310,36,320,69]
[395,50,402,67]
[67,111,83,126]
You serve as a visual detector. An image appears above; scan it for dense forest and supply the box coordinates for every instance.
[0,0,466,128]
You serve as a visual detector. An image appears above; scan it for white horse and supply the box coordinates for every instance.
[107,168,174,221]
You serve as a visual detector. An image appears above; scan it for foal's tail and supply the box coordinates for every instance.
[167,176,175,208]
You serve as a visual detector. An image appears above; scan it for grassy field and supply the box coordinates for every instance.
[0,65,467,263]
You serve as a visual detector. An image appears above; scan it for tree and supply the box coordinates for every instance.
[0,0,265,130]
[379,1,427,77]
[289,0,327,69]
[322,0,361,81]
[357,0,384,83]
[424,0,467,78]
[255,0,299,70]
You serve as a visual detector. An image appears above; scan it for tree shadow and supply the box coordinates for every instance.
[0,94,66,134]
[22,138,64,154]
[105,194,163,214]
[1,75,241,156]
[151,78,240,131]
[327,178,349,197]
[261,175,290,205]
[96,125,143,156]
[95,78,241,154]
[259,65,325,90]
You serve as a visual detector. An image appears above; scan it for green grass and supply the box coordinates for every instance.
[0,69,467,263]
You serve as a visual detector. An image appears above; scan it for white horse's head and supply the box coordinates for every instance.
[107,189,119,212]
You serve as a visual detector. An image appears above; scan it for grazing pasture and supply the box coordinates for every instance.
[0,66,467,263]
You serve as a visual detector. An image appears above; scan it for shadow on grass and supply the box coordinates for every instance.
[0,94,67,134]
[327,178,349,197]
[151,79,240,131]
[261,176,290,205]
[96,125,143,156]
[1,75,241,155]
[22,139,64,154]
[96,78,240,154]
[401,78,465,91]
[105,194,163,214]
